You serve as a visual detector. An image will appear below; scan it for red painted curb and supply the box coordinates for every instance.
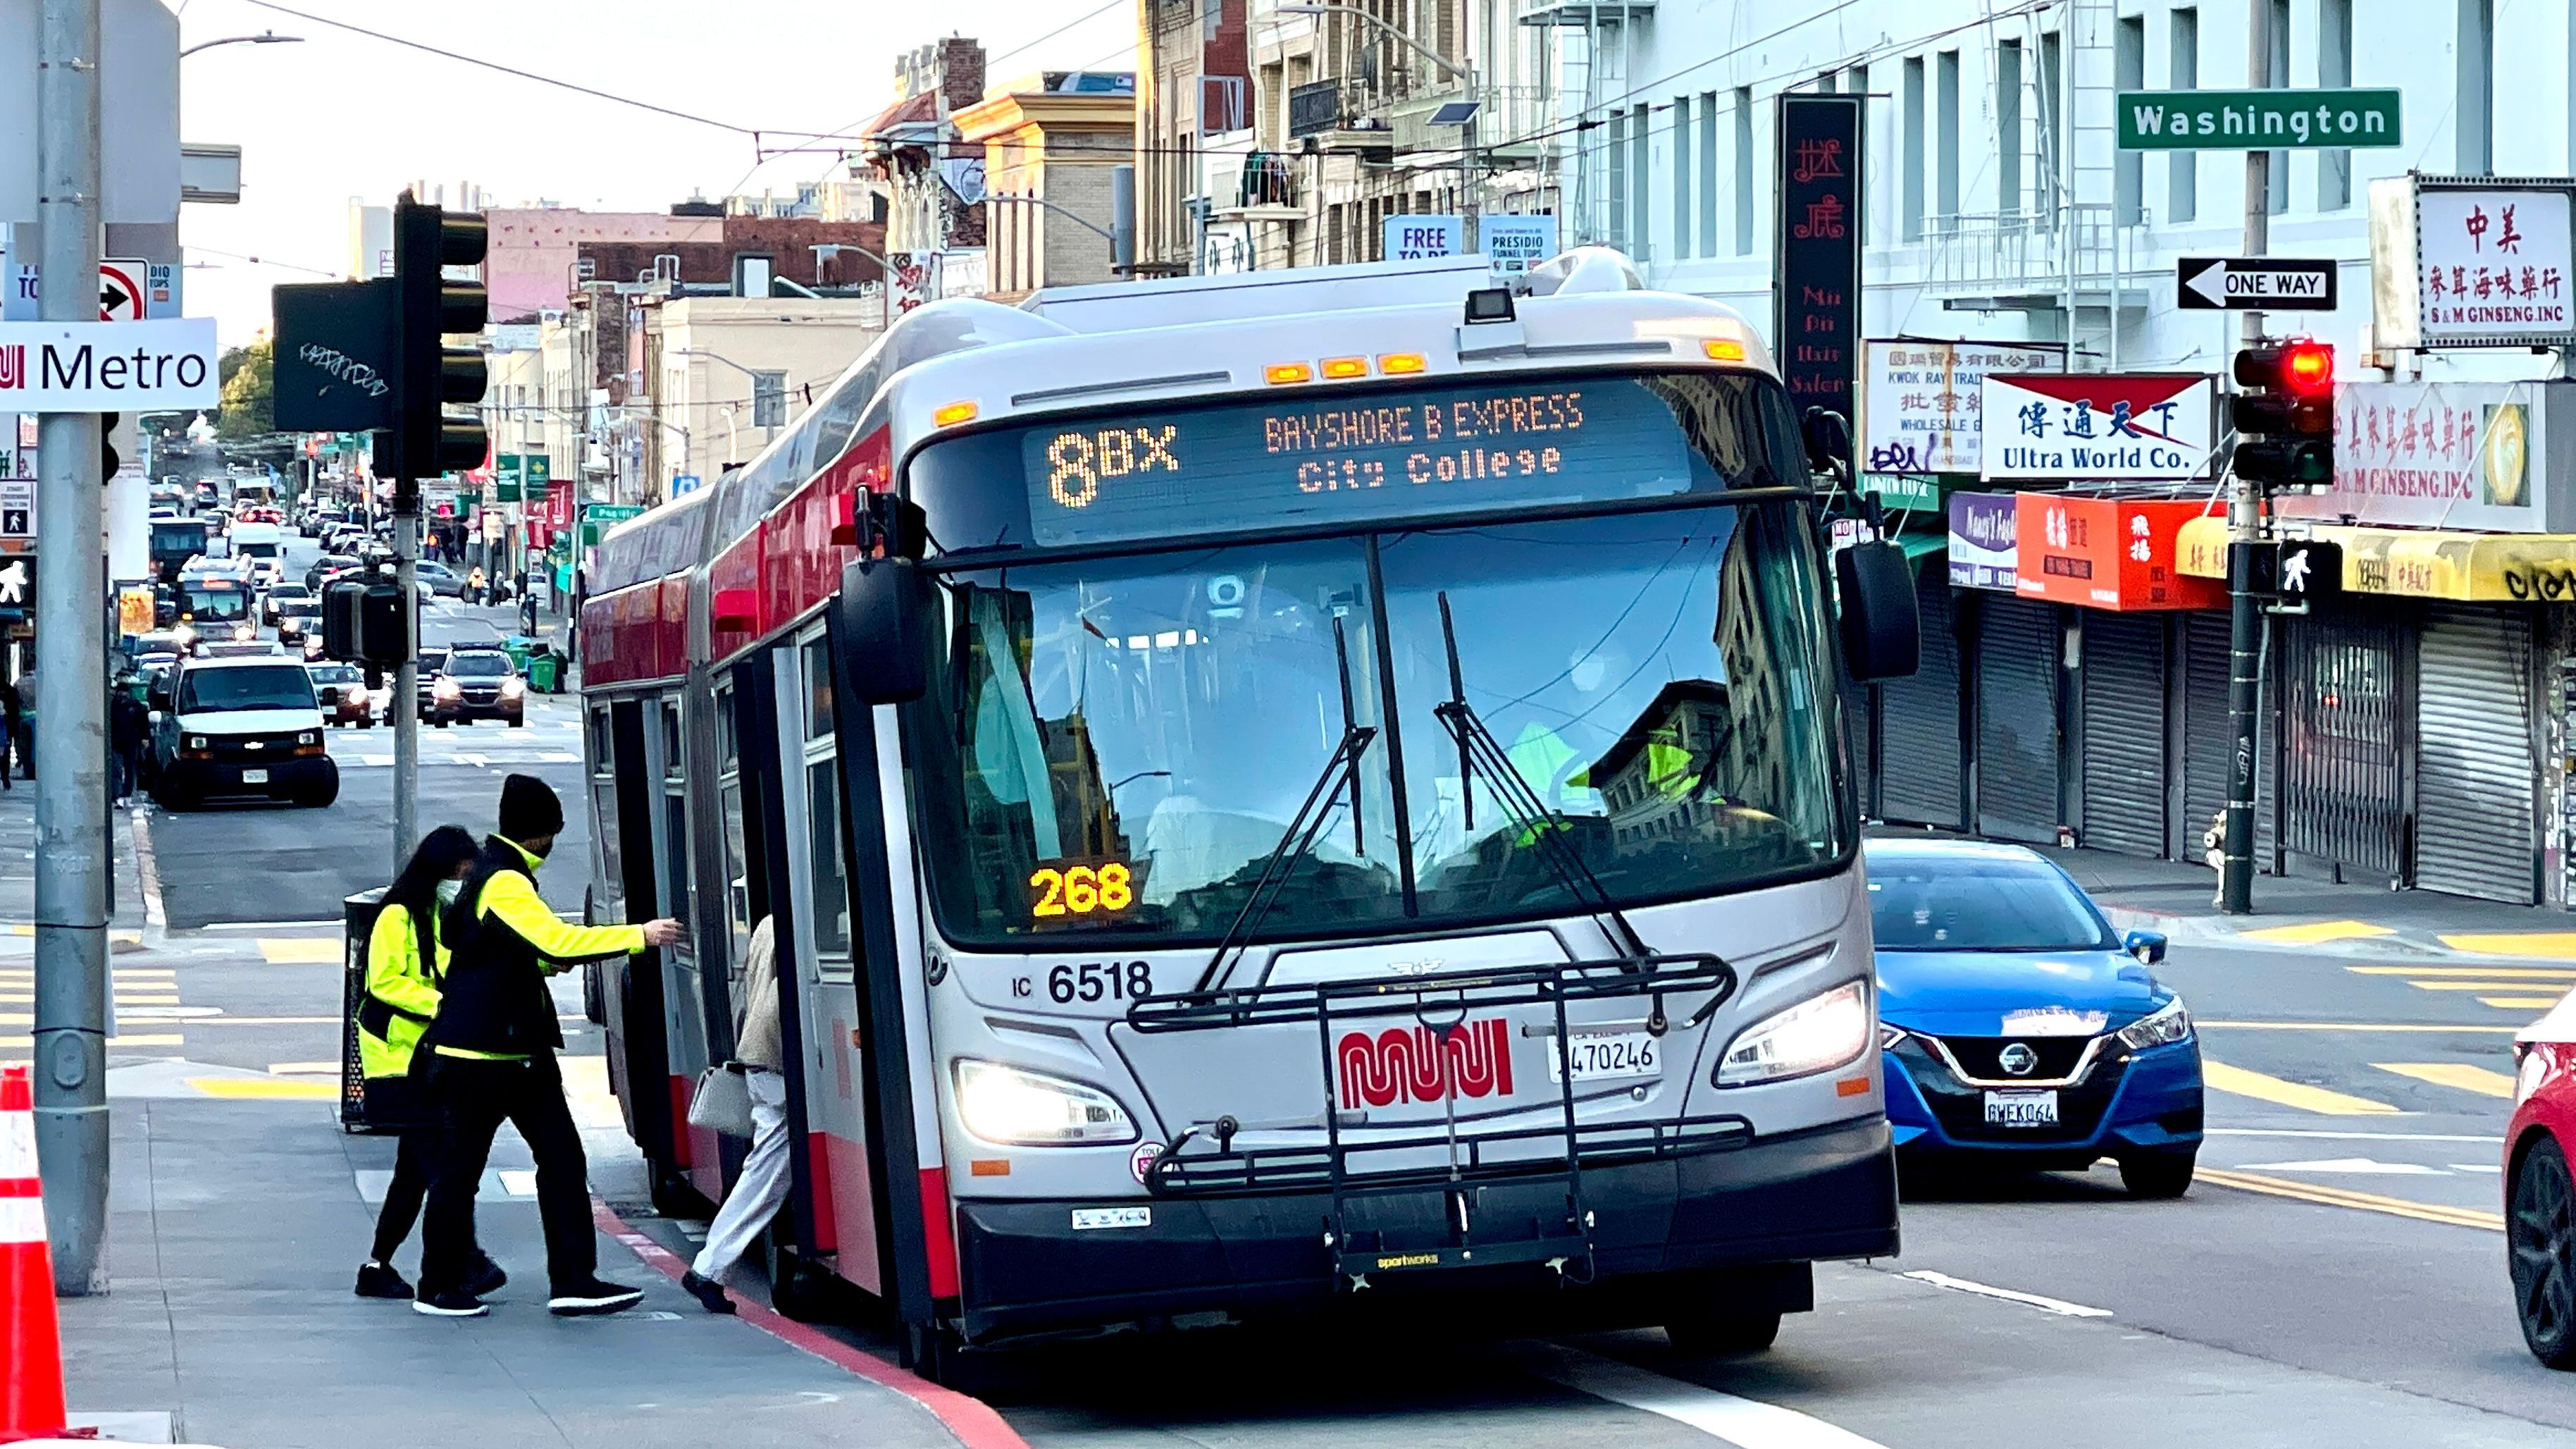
[590,1198,1028,1449]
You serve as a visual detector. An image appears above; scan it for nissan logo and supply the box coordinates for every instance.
[1997,1042,2040,1076]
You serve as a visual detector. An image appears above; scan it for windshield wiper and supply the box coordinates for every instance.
[1433,592,1649,963]
[1194,723,1376,992]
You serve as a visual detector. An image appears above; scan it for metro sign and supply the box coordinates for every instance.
[1336,1018,1516,1106]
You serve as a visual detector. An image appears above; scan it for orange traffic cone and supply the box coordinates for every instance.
[0,1065,65,1444]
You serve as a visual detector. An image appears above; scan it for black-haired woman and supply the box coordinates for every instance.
[354,825,500,1300]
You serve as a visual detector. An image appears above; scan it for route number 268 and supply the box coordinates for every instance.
[1029,862,1134,918]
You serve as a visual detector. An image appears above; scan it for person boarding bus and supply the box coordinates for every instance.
[412,775,681,1318]
[681,913,787,1314]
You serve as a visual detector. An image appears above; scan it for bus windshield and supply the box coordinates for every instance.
[181,582,250,622]
[909,499,1849,947]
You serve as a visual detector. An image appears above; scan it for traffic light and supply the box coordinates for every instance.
[2232,340,2335,488]
[323,574,412,666]
[101,412,117,479]
[379,193,490,484]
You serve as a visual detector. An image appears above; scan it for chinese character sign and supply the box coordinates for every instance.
[2014,495,2225,610]
[1979,374,2216,481]
[2273,379,2560,533]
[1776,93,1863,475]
[1862,340,2060,475]
[2416,186,2576,344]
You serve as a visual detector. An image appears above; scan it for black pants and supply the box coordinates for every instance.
[362,1074,442,1264]
[417,1053,595,1295]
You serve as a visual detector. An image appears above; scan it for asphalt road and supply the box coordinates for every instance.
[108,537,2576,1446]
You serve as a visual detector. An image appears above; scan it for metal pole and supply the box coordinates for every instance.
[392,491,419,874]
[2219,1,2273,916]
[32,0,107,1295]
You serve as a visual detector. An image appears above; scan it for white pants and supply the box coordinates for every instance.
[692,1070,792,1283]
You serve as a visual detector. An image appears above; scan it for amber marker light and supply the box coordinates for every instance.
[1320,356,1370,379]
[1265,362,1315,384]
[1703,338,1749,362]
[1377,352,1428,374]
[932,400,979,426]
[1835,1075,1871,1097]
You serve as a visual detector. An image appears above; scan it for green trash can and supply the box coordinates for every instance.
[504,641,533,673]
[528,650,560,694]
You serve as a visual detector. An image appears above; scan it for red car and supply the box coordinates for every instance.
[2508,999,2576,1365]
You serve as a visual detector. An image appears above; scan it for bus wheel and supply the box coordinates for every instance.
[1664,1306,1782,1356]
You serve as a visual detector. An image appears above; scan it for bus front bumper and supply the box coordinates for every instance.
[950,1114,1897,1345]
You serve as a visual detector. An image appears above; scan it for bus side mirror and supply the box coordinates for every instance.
[147,678,171,710]
[1802,407,1852,476]
[833,556,930,705]
[1836,540,1920,682]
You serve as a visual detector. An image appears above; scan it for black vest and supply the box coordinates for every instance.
[423,837,564,1056]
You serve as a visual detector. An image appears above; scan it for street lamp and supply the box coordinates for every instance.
[1272,1,1480,231]
[676,348,784,445]
[179,30,305,58]
[810,242,903,329]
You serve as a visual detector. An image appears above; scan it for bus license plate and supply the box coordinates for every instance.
[1983,1090,2059,1128]
[240,769,268,784]
[1548,1031,1660,1083]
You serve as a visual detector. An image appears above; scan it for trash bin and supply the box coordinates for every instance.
[504,641,533,674]
[341,889,401,1132]
[528,649,561,695]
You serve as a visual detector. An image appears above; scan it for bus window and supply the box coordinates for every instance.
[800,636,852,975]
[588,703,625,921]
[716,682,753,973]
[661,698,692,925]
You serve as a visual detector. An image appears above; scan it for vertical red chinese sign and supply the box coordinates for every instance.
[1776,92,1865,476]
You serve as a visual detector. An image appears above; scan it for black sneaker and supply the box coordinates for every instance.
[464,1253,508,1298]
[547,1276,644,1317]
[354,1262,412,1300]
[680,1270,734,1315]
[411,1288,489,1319]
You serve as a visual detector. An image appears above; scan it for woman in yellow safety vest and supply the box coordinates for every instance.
[354,825,500,1301]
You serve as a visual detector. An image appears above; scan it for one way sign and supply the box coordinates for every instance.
[2177,257,2340,312]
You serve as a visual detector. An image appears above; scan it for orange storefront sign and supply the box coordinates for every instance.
[2014,495,2227,610]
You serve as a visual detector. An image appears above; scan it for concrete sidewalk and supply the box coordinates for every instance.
[0,777,156,944]
[59,1093,970,1449]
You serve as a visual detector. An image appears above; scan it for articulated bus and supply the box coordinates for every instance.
[577,248,1918,1373]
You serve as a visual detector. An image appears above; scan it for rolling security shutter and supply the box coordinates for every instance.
[2181,611,2274,866]
[1878,569,1964,829]
[1977,595,2060,844]
[2415,605,2537,904]
[2080,612,2166,856]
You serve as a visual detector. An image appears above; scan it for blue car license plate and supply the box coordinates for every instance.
[1983,1090,2059,1128]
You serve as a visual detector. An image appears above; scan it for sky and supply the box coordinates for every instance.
[172,0,1141,347]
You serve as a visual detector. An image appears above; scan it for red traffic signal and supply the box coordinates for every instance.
[2234,340,2334,397]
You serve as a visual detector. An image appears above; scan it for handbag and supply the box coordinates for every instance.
[687,1062,755,1138]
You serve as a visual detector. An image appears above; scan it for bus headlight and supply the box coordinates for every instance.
[1715,981,1871,1087]
[953,1059,1137,1146]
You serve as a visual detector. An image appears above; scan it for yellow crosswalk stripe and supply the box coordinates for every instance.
[2199,1167,2504,1231]
[2372,1062,2518,1098]
[2480,997,2564,1010]
[254,939,342,964]
[2401,980,2569,992]
[2240,920,2395,945]
[2203,1059,2403,1115]
[2441,932,2576,958]
[2348,966,2576,979]
[183,1078,335,1101]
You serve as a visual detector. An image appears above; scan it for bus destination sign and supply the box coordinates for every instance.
[1021,378,1696,546]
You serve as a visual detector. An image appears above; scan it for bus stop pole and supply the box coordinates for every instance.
[392,484,419,873]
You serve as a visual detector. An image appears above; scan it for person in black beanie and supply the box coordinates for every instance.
[411,773,681,1318]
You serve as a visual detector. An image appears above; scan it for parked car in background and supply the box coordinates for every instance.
[413,560,468,597]
[1866,839,2202,1199]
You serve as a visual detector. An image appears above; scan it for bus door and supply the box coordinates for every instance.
[776,629,884,1294]
[599,697,679,1192]
[648,690,719,1200]
[731,644,829,1274]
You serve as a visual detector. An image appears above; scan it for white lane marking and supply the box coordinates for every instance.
[2233,1157,2449,1176]
[2207,1127,2505,1145]
[1521,1345,1888,1448]
[2451,1163,2506,1173]
[1899,1270,2112,1319]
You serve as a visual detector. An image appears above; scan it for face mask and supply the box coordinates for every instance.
[436,879,463,907]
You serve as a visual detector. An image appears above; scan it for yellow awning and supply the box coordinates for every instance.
[2177,514,2230,580]
[2316,526,2576,601]
[2174,519,2576,600]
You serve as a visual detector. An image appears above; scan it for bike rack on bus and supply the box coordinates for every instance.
[1125,951,1743,1289]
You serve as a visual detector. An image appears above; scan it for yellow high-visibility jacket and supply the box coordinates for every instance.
[357,901,445,1080]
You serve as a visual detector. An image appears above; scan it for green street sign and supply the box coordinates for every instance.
[2118,88,2401,151]
[493,452,524,503]
[1862,474,1942,511]
[579,502,643,548]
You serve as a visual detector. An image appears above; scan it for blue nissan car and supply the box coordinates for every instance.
[1865,839,2203,1197]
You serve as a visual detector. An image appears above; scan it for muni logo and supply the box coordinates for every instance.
[0,345,23,390]
[1336,1018,1516,1106]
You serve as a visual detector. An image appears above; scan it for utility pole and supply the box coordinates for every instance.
[32,0,108,1295]
[2218,1,2274,915]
